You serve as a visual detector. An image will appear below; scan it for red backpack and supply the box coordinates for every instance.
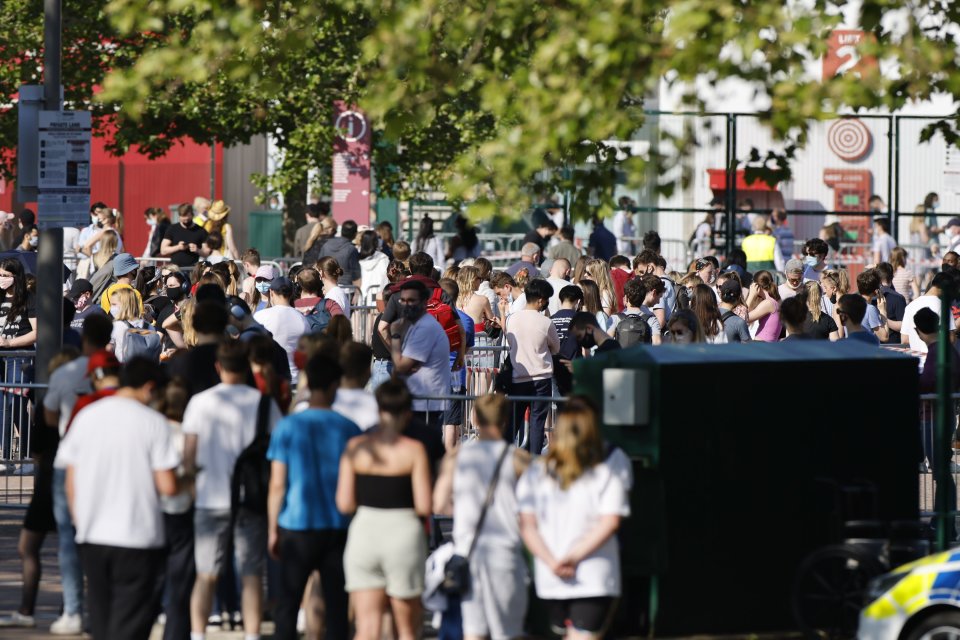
[426,287,463,353]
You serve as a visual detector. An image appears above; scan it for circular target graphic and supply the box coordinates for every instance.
[828,119,872,162]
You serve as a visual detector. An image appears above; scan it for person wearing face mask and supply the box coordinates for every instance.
[694,258,721,302]
[143,207,171,259]
[778,259,806,301]
[108,287,154,363]
[67,279,107,331]
[388,279,453,439]
[924,191,944,235]
[251,265,276,312]
[801,238,830,282]
[943,218,960,256]
[16,225,38,253]
[253,277,310,379]
[634,250,676,327]
[161,203,210,267]
[100,253,145,316]
[664,310,705,344]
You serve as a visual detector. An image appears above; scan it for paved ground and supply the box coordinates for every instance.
[0,507,265,639]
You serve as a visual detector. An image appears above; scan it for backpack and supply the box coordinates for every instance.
[120,321,162,362]
[426,287,463,353]
[614,311,653,347]
[303,300,332,334]
[231,395,272,516]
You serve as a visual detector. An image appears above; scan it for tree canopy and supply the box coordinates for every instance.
[4,1,960,219]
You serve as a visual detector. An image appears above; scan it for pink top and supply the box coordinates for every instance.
[755,298,782,342]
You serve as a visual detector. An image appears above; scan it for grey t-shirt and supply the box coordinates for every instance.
[721,310,751,343]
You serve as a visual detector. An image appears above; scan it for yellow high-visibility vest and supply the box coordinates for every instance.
[742,233,776,264]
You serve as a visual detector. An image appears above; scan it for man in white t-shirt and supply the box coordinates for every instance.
[183,341,282,640]
[389,279,452,436]
[54,359,179,640]
[902,272,957,353]
[332,342,379,431]
[253,277,310,379]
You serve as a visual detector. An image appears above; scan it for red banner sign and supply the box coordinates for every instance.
[332,101,372,226]
[823,30,878,79]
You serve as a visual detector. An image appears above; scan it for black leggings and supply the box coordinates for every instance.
[273,528,349,640]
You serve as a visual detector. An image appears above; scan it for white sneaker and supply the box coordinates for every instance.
[297,608,306,633]
[0,611,36,627]
[50,612,82,635]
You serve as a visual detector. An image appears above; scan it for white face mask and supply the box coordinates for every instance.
[110,306,121,319]
[28,236,38,248]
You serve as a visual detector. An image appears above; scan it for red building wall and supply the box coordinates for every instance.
[1,135,223,256]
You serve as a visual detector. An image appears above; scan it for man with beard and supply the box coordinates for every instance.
[161,203,209,267]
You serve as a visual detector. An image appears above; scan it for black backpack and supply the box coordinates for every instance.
[230,395,273,516]
[614,311,653,347]
[673,285,691,314]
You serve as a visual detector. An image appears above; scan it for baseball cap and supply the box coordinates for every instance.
[947,218,960,229]
[113,253,138,277]
[87,350,120,377]
[67,279,93,302]
[784,258,804,274]
[269,276,293,292]
[720,279,742,297]
[255,265,274,280]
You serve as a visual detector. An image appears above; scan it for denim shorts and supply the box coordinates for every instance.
[194,508,266,577]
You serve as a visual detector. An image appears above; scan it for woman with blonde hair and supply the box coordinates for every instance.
[456,264,496,376]
[518,397,630,640]
[201,200,240,259]
[583,258,617,316]
[800,281,839,340]
[890,246,921,302]
[92,232,119,272]
[579,280,611,331]
[746,270,781,342]
[108,287,153,361]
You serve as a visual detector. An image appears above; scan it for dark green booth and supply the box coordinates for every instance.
[572,341,919,636]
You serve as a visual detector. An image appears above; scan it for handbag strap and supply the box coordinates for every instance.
[466,443,512,560]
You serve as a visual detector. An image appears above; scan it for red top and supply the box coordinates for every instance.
[611,269,632,313]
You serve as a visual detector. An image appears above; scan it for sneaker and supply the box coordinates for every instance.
[297,608,306,633]
[50,612,83,635]
[206,612,222,631]
[0,611,36,627]
[231,610,242,630]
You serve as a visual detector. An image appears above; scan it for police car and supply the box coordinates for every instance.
[860,550,960,639]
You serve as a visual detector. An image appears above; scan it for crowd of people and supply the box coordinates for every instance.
[0,194,956,640]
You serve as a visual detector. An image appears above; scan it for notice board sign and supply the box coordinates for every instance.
[37,110,91,229]
[331,101,371,226]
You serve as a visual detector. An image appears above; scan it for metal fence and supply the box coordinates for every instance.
[0,351,42,507]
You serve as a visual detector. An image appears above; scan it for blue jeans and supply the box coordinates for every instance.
[1,356,31,460]
[53,468,83,616]
[370,359,393,391]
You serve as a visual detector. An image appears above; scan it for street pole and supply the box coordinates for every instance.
[935,287,954,551]
[36,0,64,386]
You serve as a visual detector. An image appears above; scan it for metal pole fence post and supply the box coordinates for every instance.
[886,115,897,239]
[37,0,64,388]
[935,288,954,551]
[725,115,737,258]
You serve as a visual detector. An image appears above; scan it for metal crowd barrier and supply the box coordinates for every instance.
[0,351,41,507]
[918,393,960,520]
[413,390,569,451]
[351,304,378,345]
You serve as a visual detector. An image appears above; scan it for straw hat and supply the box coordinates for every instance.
[207,200,231,221]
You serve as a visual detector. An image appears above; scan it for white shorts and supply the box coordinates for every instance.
[461,548,529,640]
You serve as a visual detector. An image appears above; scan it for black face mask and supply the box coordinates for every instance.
[166,286,184,302]
[180,219,193,229]
[580,331,596,349]
[829,293,837,304]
